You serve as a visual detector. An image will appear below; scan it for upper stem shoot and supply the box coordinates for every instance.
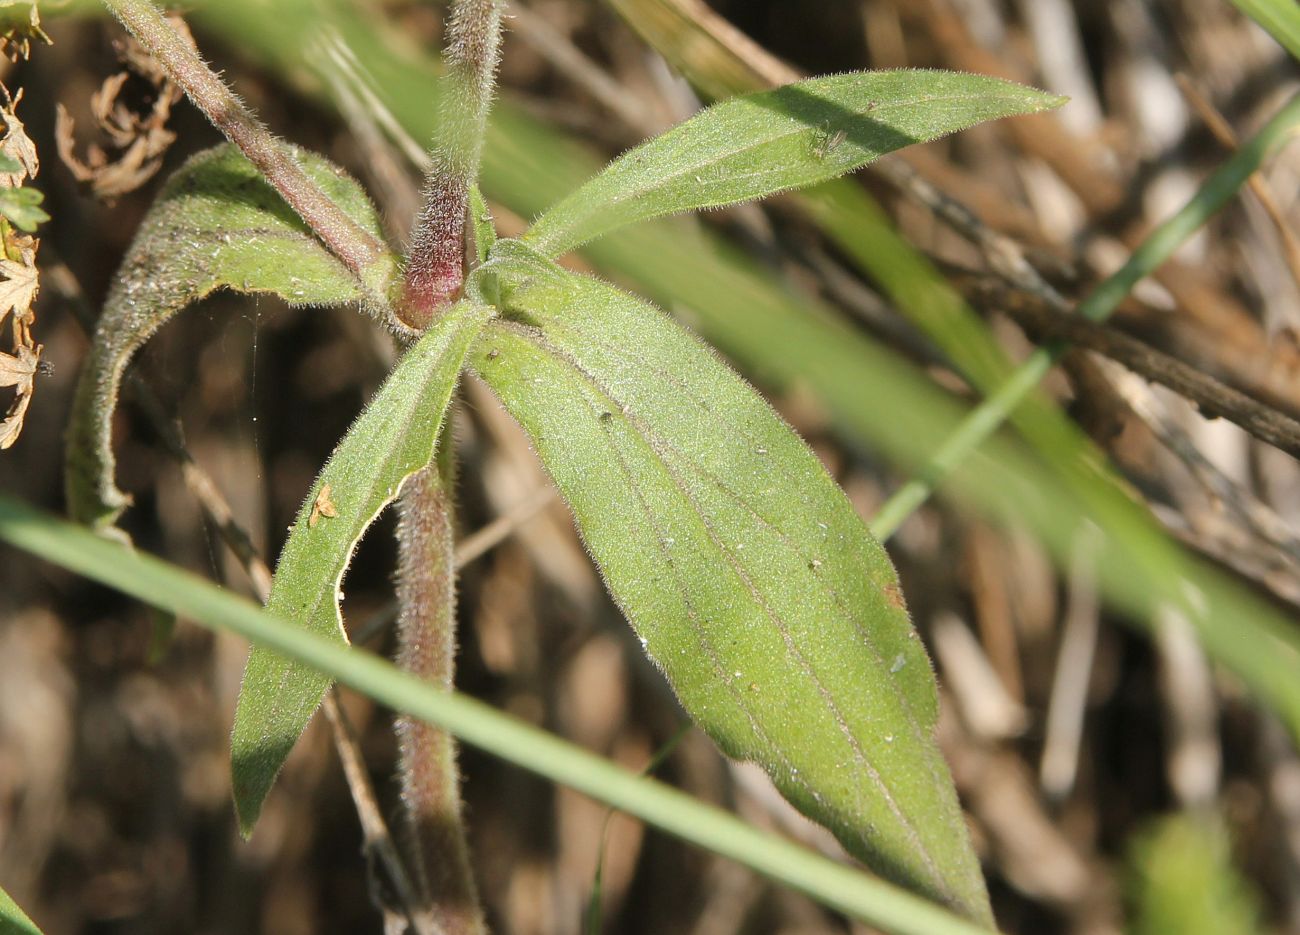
[401,0,505,329]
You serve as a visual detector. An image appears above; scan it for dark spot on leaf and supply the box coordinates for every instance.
[598,411,613,422]
[486,347,500,360]
[884,581,906,611]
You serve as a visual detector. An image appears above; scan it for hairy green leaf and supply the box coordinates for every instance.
[231,300,490,836]
[469,183,497,265]
[471,241,990,923]
[0,884,43,935]
[64,142,397,530]
[523,69,1063,257]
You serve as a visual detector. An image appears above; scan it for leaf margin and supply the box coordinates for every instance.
[63,142,399,531]
[522,68,1064,257]
[469,239,991,923]
[230,298,492,835]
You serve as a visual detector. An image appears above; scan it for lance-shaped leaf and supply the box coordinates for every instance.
[231,299,491,835]
[522,69,1064,257]
[64,143,398,529]
[470,241,990,923]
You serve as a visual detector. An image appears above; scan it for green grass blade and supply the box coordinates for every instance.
[231,300,491,835]
[473,241,989,921]
[64,143,397,530]
[0,495,997,935]
[873,90,1300,538]
[1229,0,1300,61]
[523,70,1063,257]
[0,885,43,935]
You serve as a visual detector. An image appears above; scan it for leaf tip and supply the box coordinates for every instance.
[231,747,269,840]
[1043,92,1071,112]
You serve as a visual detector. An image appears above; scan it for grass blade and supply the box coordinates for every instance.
[0,495,997,935]
[0,886,43,935]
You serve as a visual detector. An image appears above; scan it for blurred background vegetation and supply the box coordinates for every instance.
[3,0,1300,932]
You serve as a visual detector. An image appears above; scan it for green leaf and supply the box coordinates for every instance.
[230,299,490,836]
[471,241,990,923]
[0,185,48,232]
[469,184,497,265]
[522,69,1064,257]
[1229,0,1300,62]
[1126,814,1265,935]
[0,884,43,935]
[64,142,398,530]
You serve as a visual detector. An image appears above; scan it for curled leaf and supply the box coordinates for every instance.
[55,14,188,201]
[64,143,396,529]
[471,241,990,923]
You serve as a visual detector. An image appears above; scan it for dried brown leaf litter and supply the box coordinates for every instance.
[0,6,44,449]
[55,14,186,201]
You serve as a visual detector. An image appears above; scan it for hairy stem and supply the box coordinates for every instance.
[401,0,505,329]
[395,441,484,935]
[102,0,390,291]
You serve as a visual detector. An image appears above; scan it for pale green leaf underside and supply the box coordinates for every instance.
[523,69,1064,258]
[0,885,43,935]
[231,300,491,836]
[64,143,395,529]
[471,242,990,923]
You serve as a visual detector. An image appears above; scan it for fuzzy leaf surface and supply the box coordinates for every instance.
[64,143,396,529]
[470,241,990,923]
[523,69,1063,257]
[231,299,491,836]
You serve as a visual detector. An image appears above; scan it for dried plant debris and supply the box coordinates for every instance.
[0,1,49,62]
[0,89,41,449]
[55,15,189,201]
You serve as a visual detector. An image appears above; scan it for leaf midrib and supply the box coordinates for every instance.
[501,319,953,897]
[540,313,939,720]
[528,85,1036,252]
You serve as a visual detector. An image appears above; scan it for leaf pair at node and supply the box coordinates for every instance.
[65,66,1063,926]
